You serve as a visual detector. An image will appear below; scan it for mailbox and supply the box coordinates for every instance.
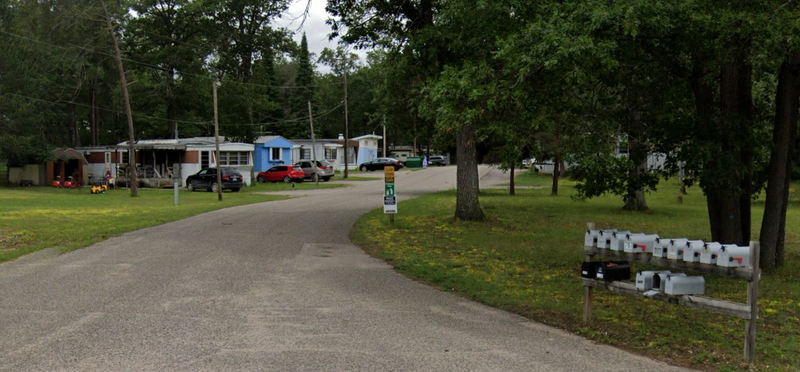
[596,229,617,249]
[609,230,632,251]
[717,245,751,268]
[700,242,722,265]
[595,261,631,281]
[655,272,685,291]
[682,240,705,263]
[667,238,689,260]
[581,261,602,278]
[664,275,705,295]
[584,229,601,248]
[636,270,671,291]
[652,238,670,258]
[624,233,659,253]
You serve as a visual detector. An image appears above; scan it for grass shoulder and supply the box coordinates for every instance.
[0,186,288,263]
[351,176,799,371]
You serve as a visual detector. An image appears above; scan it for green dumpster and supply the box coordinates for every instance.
[404,157,423,168]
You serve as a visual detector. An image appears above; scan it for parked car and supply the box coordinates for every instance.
[295,160,335,181]
[521,158,536,169]
[428,155,447,166]
[186,168,243,192]
[359,157,404,171]
[257,165,305,183]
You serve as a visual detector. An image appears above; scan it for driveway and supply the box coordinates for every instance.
[0,166,688,371]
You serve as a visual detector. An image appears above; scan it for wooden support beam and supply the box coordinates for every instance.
[582,279,752,319]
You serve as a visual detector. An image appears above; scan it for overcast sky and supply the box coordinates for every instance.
[274,0,369,74]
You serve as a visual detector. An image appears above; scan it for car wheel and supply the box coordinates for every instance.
[312,173,319,182]
[187,181,196,192]
[210,182,219,193]
[283,176,291,183]
[231,188,240,192]
[256,175,265,183]
[360,165,367,172]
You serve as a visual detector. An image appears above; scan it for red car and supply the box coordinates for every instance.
[257,165,305,183]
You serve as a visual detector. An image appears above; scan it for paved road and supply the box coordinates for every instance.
[0,166,688,371]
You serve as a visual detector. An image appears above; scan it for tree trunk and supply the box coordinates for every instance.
[70,105,81,147]
[551,152,560,196]
[551,124,561,196]
[166,69,178,139]
[90,88,99,146]
[623,108,648,211]
[760,54,800,269]
[702,36,753,245]
[509,162,515,196]
[455,125,484,220]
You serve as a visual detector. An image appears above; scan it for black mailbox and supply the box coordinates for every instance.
[581,261,602,278]
[595,261,631,281]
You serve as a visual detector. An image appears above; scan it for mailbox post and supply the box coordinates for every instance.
[384,166,397,223]
[172,163,180,206]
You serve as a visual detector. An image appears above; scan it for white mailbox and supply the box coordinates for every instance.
[664,275,705,295]
[717,244,751,268]
[624,234,659,253]
[584,229,601,248]
[596,229,618,249]
[653,238,670,258]
[636,270,671,291]
[682,240,704,263]
[667,238,689,260]
[700,242,722,265]
[655,272,685,291]
[609,230,632,251]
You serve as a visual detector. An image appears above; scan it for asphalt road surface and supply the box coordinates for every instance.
[0,166,689,371]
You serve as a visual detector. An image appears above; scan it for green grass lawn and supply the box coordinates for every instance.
[0,186,288,263]
[352,173,800,371]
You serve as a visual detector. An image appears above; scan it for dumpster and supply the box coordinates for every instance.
[404,157,423,168]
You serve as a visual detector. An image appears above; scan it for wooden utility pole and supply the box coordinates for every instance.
[382,114,387,158]
[343,69,350,178]
[102,1,138,197]
[308,101,319,185]
[213,80,222,201]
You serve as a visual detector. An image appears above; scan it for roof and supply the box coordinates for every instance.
[114,137,253,151]
[51,148,88,164]
[352,134,382,141]
[255,135,294,148]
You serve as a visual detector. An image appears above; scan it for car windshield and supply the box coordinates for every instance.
[293,166,303,170]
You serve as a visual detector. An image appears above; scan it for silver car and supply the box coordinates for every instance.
[295,160,335,181]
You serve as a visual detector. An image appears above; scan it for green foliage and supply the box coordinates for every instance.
[570,154,659,203]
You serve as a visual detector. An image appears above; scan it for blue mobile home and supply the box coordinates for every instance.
[253,136,295,172]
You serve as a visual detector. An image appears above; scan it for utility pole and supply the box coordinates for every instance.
[382,114,387,158]
[343,68,350,179]
[213,80,222,201]
[102,1,138,197]
[308,101,319,185]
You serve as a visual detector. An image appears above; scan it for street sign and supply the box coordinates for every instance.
[384,167,397,214]
[384,166,395,183]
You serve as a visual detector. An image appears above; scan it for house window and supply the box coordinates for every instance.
[325,148,337,160]
[104,152,111,165]
[201,151,210,169]
[270,147,282,161]
[300,148,311,160]
[218,151,249,166]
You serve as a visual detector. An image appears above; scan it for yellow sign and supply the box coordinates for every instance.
[384,166,395,183]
